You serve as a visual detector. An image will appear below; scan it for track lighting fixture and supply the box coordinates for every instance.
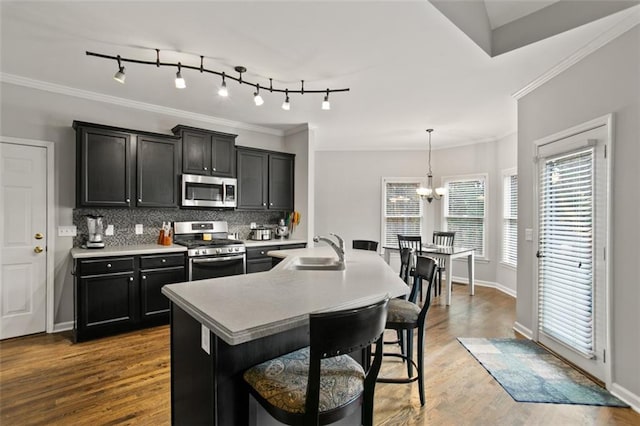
[218,72,228,97]
[175,63,186,89]
[253,85,264,106]
[113,55,126,84]
[86,50,349,110]
[322,89,331,110]
[281,89,291,111]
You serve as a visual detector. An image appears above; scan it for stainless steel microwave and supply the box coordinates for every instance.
[181,174,237,208]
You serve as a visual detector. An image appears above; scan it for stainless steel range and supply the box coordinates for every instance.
[173,221,246,281]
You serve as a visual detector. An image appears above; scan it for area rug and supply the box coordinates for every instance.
[457,337,629,407]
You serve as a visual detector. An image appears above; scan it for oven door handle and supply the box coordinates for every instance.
[191,255,246,264]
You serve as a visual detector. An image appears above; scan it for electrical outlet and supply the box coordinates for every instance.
[58,225,77,237]
[105,225,114,236]
[135,224,144,235]
[525,228,533,241]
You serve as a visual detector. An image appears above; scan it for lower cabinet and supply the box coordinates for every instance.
[246,243,307,274]
[74,252,186,342]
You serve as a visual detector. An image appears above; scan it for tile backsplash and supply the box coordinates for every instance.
[73,208,283,247]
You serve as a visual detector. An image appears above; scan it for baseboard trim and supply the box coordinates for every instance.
[513,322,533,339]
[451,275,517,298]
[53,321,74,333]
[610,383,640,413]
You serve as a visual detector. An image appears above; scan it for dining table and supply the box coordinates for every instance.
[383,244,475,305]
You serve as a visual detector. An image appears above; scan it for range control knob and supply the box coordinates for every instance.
[216,248,222,254]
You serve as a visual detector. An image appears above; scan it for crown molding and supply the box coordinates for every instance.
[512,9,640,100]
[0,72,284,137]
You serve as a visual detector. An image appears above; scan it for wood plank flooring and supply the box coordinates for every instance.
[1,285,638,425]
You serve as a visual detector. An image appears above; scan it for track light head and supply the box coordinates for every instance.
[254,85,264,106]
[113,66,126,84]
[322,90,331,110]
[175,63,186,89]
[218,80,228,97]
[282,95,290,111]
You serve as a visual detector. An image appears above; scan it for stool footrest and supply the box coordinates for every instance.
[376,352,419,383]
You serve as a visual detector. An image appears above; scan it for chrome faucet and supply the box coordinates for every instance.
[313,233,345,263]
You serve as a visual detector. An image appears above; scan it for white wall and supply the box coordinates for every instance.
[517,27,639,400]
[314,134,517,293]
[0,82,285,325]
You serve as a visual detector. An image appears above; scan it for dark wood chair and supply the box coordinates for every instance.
[352,239,379,252]
[432,231,455,296]
[398,234,424,300]
[377,255,437,406]
[243,297,390,426]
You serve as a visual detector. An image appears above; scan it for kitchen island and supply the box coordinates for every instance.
[162,246,408,425]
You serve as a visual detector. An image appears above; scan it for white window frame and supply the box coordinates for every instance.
[441,173,488,260]
[501,168,518,269]
[380,177,424,253]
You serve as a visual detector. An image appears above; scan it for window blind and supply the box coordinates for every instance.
[538,148,594,358]
[444,178,485,257]
[503,174,518,266]
[383,181,422,248]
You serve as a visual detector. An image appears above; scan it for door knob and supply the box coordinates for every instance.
[34,246,44,253]
[35,233,44,240]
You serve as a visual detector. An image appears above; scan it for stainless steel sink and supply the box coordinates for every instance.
[288,256,345,271]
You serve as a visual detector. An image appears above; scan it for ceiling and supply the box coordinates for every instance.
[1,1,638,151]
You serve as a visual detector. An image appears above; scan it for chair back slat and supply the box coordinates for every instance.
[397,234,422,254]
[352,240,379,251]
[309,297,389,359]
[399,247,413,285]
[433,231,455,247]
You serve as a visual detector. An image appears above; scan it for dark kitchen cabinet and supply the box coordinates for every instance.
[76,125,133,207]
[136,135,181,207]
[139,253,186,325]
[74,121,181,208]
[74,251,187,342]
[172,125,236,177]
[236,148,294,211]
[75,257,137,342]
[245,243,307,274]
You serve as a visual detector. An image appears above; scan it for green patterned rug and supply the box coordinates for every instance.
[458,338,628,407]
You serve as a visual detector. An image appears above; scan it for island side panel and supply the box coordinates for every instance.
[170,304,215,425]
[169,302,310,425]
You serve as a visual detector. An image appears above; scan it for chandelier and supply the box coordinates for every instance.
[87,49,350,111]
[416,129,445,203]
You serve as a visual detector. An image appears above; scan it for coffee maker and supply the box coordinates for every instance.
[86,214,105,249]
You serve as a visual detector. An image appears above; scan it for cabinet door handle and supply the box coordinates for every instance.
[212,168,216,171]
[269,202,273,206]
[125,198,130,203]
[107,263,112,268]
[138,198,142,202]
[260,251,265,255]
[142,275,146,280]
[129,277,134,281]
[162,259,166,263]
[203,167,208,171]
[263,203,266,206]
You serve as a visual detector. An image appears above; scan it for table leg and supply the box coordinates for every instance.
[445,256,452,306]
[468,252,475,296]
[383,250,391,265]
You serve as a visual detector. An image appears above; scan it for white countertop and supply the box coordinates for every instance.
[162,247,408,345]
[242,239,307,248]
[71,244,187,258]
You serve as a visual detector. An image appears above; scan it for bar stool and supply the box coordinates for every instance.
[377,255,437,406]
[243,297,389,425]
[352,239,379,251]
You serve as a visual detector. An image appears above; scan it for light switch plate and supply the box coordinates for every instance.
[135,224,144,235]
[201,324,211,355]
[58,225,77,237]
[105,225,114,236]
[525,228,533,241]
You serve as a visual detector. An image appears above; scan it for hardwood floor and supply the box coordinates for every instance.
[1,285,638,425]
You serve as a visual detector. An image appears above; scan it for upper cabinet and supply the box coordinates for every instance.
[236,147,294,211]
[74,121,181,208]
[172,125,236,177]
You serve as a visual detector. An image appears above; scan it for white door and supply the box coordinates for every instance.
[0,142,48,339]
[535,124,608,381]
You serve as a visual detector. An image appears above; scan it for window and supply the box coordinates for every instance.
[381,178,423,248]
[502,170,518,267]
[443,175,486,257]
